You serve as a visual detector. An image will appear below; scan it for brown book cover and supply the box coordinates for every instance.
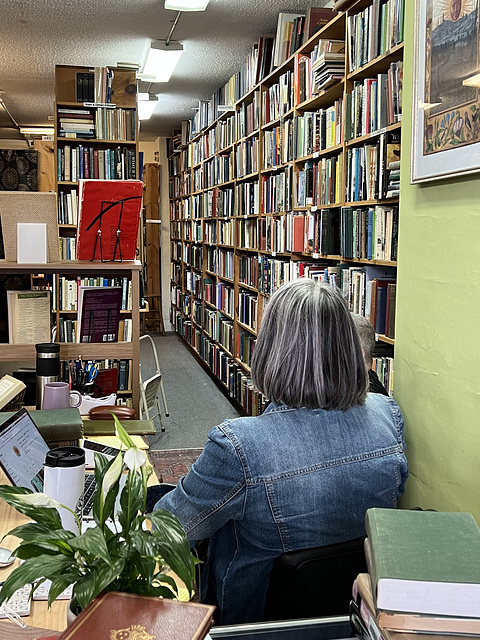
[57,591,215,640]
[303,7,338,44]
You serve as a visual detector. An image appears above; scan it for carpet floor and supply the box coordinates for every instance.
[149,447,203,484]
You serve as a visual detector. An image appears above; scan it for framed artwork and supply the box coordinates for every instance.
[411,1,480,183]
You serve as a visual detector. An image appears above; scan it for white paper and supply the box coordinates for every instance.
[17,222,47,263]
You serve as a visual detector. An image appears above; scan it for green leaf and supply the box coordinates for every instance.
[14,541,74,559]
[148,510,196,592]
[7,522,75,543]
[46,575,78,608]
[0,486,62,529]
[73,556,125,609]
[0,554,73,606]
[68,526,112,566]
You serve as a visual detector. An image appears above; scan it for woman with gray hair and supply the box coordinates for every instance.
[153,278,408,625]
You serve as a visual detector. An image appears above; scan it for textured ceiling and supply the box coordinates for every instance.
[0,0,329,141]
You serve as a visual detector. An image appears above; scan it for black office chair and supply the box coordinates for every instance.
[263,536,367,622]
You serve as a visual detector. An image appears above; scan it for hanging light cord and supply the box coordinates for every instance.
[0,96,20,131]
[166,11,181,46]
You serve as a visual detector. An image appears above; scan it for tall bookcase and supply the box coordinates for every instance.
[168,0,403,414]
[54,65,138,260]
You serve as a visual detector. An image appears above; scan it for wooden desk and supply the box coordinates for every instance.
[0,454,161,633]
[0,471,67,631]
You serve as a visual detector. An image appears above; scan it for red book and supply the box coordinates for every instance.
[292,215,305,253]
[75,179,143,261]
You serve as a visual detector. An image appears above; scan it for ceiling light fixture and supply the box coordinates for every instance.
[140,40,183,83]
[19,126,55,136]
[137,93,159,120]
[165,0,210,10]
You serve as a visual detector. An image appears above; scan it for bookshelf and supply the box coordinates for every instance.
[54,65,138,260]
[168,0,403,413]
[0,260,142,415]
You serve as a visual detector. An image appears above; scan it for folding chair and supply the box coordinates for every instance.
[139,334,169,432]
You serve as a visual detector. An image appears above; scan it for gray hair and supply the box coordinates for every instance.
[251,279,368,410]
[351,313,375,367]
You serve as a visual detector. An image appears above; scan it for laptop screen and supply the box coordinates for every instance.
[0,408,49,492]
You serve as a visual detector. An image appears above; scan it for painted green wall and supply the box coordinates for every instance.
[396,0,480,517]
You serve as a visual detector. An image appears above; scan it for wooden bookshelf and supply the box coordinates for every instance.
[0,260,142,415]
[168,0,403,412]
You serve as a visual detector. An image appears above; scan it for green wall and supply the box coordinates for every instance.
[396,0,480,517]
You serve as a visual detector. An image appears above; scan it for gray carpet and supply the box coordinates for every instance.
[140,332,241,450]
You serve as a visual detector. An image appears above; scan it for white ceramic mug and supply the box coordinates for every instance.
[42,382,82,410]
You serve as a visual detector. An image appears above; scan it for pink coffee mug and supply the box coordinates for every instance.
[42,382,82,410]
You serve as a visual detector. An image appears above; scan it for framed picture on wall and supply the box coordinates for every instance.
[411,1,480,183]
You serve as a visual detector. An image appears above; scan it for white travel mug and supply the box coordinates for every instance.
[43,447,85,535]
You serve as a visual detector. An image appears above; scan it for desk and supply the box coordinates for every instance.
[0,454,161,632]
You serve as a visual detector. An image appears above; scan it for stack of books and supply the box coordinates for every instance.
[311,50,345,92]
[385,160,400,198]
[351,508,480,640]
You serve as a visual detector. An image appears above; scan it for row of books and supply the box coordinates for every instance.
[296,154,343,208]
[352,508,480,638]
[56,144,136,182]
[186,9,338,138]
[75,67,114,104]
[347,0,404,73]
[58,189,78,225]
[205,247,233,280]
[54,276,132,312]
[295,39,345,103]
[57,317,132,343]
[173,204,397,264]
[59,236,76,261]
[345,131,400,202]
[58,107,136,141]
[345,63,403,141]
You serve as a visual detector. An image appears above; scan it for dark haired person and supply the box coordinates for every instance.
[153,279,408,624]
[352,313,389,396]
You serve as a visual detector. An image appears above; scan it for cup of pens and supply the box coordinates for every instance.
[69,361,100,397]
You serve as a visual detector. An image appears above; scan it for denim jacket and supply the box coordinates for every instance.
[155,393,408,624]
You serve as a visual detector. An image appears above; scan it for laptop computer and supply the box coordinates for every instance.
[0,407,96,518]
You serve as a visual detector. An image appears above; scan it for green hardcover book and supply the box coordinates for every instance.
[365,508,480,618]
[82,418,155,436]
[0,408,83,445]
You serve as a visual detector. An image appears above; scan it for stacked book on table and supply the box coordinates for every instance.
[351,508,480,640]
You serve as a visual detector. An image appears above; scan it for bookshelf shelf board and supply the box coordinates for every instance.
[234,356,251,373]
[377,334,394,345]
[261,163,292,175]
[262,109,295,131]
[345,122,402,147]
[236,320,257,335]
[0,260,141,274]
[296,82,345,113]
[216,274,234,284]
[236,246,259,253]
[347,43,404,82]
[0,342,134,363]
[340,257,397,267]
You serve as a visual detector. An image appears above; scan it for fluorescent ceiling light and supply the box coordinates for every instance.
[20,126,55,136]
[138,94,159,120]
[142,40,183,83]
[165,0,210,10]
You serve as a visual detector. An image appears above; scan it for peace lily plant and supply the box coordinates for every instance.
[0,415,198,611]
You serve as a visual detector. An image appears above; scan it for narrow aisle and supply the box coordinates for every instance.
[140,333,241,451]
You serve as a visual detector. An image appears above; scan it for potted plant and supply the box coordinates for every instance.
[0,415,198,615]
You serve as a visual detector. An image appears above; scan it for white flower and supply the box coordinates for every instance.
[101,452,123,503]
[123,447,147,473]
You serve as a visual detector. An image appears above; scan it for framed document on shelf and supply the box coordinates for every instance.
[75,180,143,261]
